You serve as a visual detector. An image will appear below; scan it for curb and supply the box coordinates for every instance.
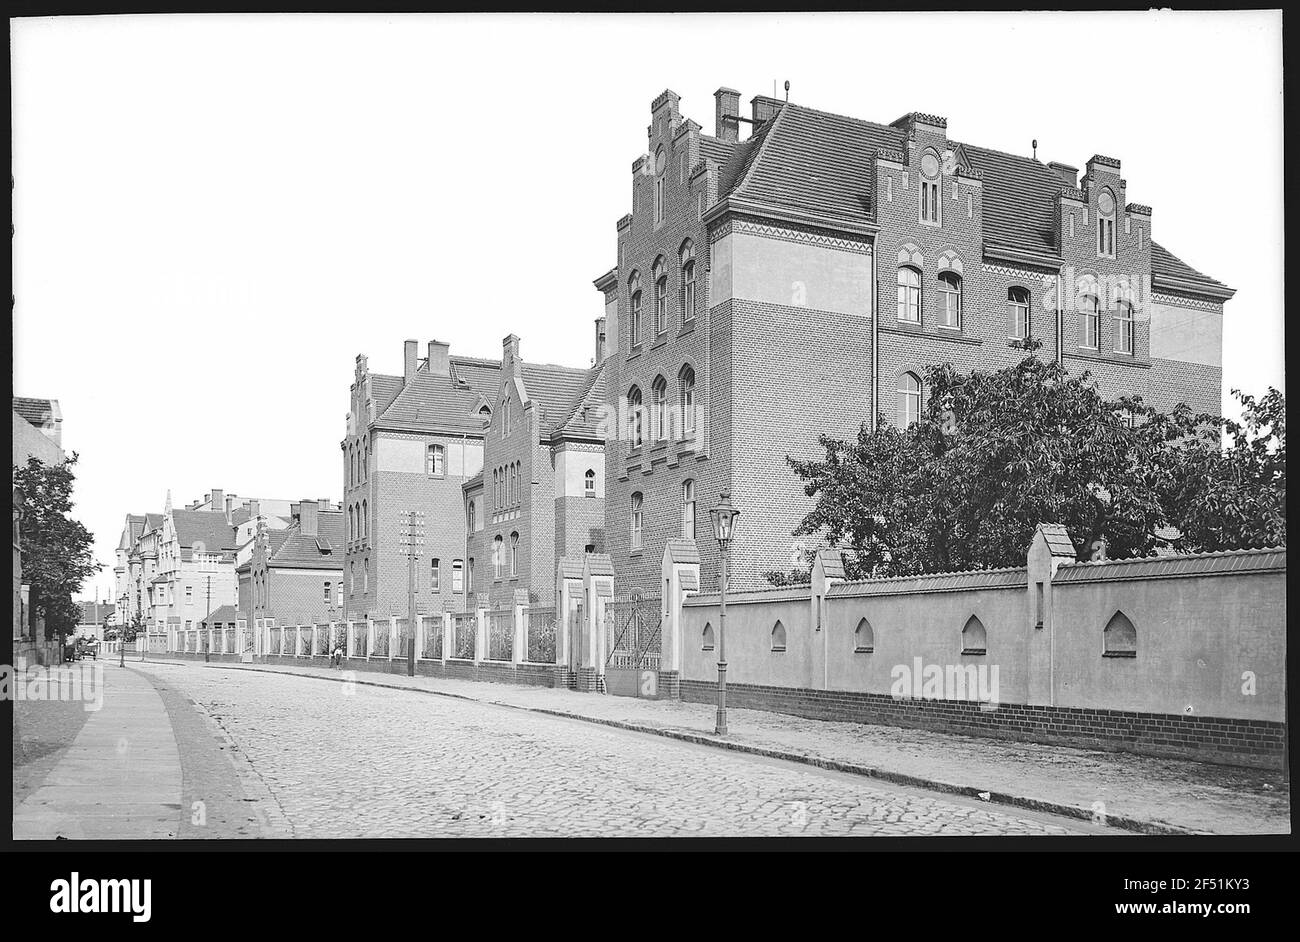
[145,658,1201,836]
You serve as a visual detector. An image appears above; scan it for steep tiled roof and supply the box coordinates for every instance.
[200,604,238,626]
[551,361,608,441]
[376,369,496,434]
[520,362,595,435]
[366,374,404,416]
[963,144,1063,258]
[724,103,900,227]
[1053,547,1284,583]
[1037,523,1077,558]
[171,510,237,552]
[708,101,1229,294]
[1150,242,1235,300]
[267,511,345,571]
[449,355,502,399]
[78,601,114,624]
[12,397,57,428]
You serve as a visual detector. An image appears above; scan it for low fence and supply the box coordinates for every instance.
[525,608,557,664]
[452,614,476,660]
[487,610,513,662]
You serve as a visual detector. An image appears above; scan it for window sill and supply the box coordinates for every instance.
[960,648,987,656]
[679,322,695,339]
[1102,650,1137,659]
[854,647,874,654]
[649,337,668,352]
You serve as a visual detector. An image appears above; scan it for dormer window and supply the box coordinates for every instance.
[1097,189,1116,258]
[920,152,941,225]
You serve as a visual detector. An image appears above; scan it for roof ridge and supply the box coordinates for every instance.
[839,564,1030,586]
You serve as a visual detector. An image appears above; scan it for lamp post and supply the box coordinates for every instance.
[398,510,426,677]
[708,492,739,736]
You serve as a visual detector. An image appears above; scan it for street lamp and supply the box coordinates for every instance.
[708,492,739,736]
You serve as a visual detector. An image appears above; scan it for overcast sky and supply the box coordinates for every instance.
[11,11,1284,600]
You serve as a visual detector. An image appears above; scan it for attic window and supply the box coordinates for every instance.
[315,538,333,554]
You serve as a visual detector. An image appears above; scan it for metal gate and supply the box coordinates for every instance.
[603,592,661,696]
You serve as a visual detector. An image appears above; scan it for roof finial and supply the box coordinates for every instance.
[1032,138,1038,159]
[784,80,790,102]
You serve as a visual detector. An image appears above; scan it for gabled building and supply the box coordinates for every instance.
[240,499,344,629]
[598,87,1235,594]
[342,340,499,621]
[461,333,608,612]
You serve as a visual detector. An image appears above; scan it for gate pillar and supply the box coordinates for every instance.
[660,539,701,679]
[579,554,615,692]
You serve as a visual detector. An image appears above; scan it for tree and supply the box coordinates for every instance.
[13,455,101,646]
[780,343,1284,581]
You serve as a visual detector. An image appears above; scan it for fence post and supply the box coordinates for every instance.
[441,613,451,665]
[660,540,701,677]
[512,590,529,665]
[475,598,488,664]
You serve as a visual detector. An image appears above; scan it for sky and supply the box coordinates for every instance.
[11,11,1284,601]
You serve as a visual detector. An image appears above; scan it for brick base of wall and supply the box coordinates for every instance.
[678,680,1285,770]
[576,666,598,693]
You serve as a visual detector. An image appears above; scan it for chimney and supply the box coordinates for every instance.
[594,317,608,365]
[404,340,418,383]
[299,499,319,538]
[249,499,261,523]
[427,340,450,376]
[715,87,741,142]
[1048,161,1078,187]
[210,489,224,512]
[503,333,521,366]
[751,95,782,126]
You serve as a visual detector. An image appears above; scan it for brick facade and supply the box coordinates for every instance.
[600,89,1235,594]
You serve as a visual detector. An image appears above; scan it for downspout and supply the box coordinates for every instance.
[871,244,879,430]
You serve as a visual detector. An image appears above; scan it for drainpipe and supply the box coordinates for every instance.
[871,244,879,429]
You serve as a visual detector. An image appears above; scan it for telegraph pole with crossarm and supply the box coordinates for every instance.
[398,510,425,677]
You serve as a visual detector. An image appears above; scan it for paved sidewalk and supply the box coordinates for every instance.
[156,658,1289,835]
[13,664,183,839]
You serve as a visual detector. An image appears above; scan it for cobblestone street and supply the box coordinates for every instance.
[105,661,1100,838]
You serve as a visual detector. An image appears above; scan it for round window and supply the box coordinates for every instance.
[654,147,667,175]
[1098,190,1115,216]
[920,153,940,179]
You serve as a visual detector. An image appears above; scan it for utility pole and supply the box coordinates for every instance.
[398,510,425,677]
[205,573,212,663]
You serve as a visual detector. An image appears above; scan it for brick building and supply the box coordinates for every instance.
[598,88,1234,594]
[461,333,608,612]
[240,499,344,629]
[342,340,501,621]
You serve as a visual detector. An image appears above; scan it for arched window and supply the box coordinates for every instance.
[1079,293,1100,349]
[679,364,696,437]
[1114,300,1134,355]
[771,620,787,652]
[1103,611,1137,657]
[898,373,922,427]
[348,506,355,542]
[653,257,668,336]
[1097,188,1116,258]
[961,615,987,656]
[361,500,368,539]
[502,395,511,439]
[937,271,962,329]
[584,468,596,498]
[627,386,643,447]
[854,617,874,653]
[426,443,445,477]
[680,240,696,324]
[653,146,666,223]
[897,266,921,323]
[1008,287,1030,340]
[510,532,519,578]
[681,479,696,540]
[630,492,643,551]
[702,622,715,651]
[493,535,503,579]
[651,375,668,441]
[467,499,476,532]
[629,272,643,347]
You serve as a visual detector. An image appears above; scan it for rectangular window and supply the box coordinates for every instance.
[920,180,940,224]
[452,559,464,593]
[654,178,664,224]
[630,495,643,552]
[1009,290,1030,339]
[1080,300,1099,349]
[1035,582,1044,628]
[185,586,193,605]
[430,558,440,592]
